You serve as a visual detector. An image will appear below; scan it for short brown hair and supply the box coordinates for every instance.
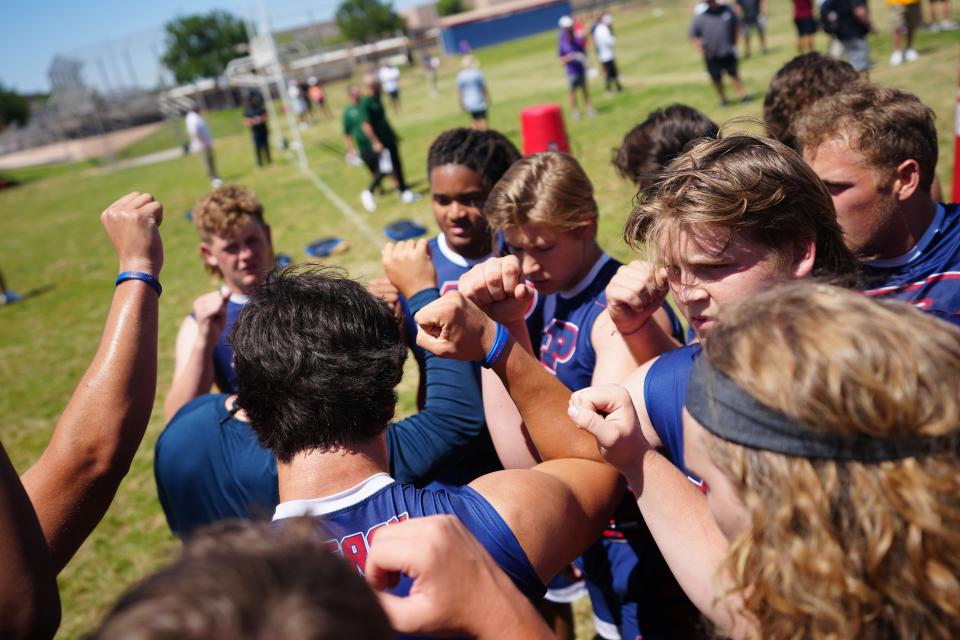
[626,134,858,284]
[702,281,960,638]
[613,104,719,190]
[91,519,392,640]
[484,152,598,234]
[795,82,938,191]
[193,184,266,243]
[762,52,860,151]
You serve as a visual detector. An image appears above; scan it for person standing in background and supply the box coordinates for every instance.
[558,15,595,120]
[927,0,958,31]
[355,73,420,211]
[736,0,768,56]
[185,103,221,187]
[379,62,402,113]
[308,78,331,117]
[792,0,817,53]
[422,51,440,97]
[820,0,873,71]
[457,56,492,130]
[593,14,622,93]
[886,0,922,65]
[690,0,748,106]
[242,93,271,168]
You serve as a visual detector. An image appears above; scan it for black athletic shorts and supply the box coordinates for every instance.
[470,109,488,121]
[602,59,619,79]
[568,72,587,89]
[705,54,738,82]
[795,16,817,35]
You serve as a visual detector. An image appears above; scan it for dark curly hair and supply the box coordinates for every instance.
[427,128,521,193]
[763,52,860,151]
[612,104,718,191]
[231,266,406,462]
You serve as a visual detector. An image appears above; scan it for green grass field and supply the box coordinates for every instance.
[1,0,957,636]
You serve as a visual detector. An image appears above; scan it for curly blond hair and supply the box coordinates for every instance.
[483,152,598,234]
[701,282,960,639]
[192,184,267,276]
[193,185,265,242]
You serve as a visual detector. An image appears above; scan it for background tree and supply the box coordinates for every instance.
[162,11,247,84]
[0,85,29,131]
[335,0,405,43]
[436,0,466,17]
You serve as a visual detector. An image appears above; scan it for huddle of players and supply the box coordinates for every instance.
[5,51,958,640]
[142,50,960,640]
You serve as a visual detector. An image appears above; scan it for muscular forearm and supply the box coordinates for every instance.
[627,450,752,638]
[492,338,603,462]
[21,281,158,572]
[476,571,554,639]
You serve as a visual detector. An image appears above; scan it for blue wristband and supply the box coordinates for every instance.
[115,271,162,297]
[481,322,509,368]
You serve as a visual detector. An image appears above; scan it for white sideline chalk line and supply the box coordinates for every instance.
[299,163,381,247]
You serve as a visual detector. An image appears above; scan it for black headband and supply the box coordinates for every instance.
[685,355,959,462]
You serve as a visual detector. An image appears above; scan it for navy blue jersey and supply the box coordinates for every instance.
[527,255,621,391]
[273,474,544,603]
[644,344,701,477]
[155,394,279,536]
[205,292,247,393]
[860,203,960,326]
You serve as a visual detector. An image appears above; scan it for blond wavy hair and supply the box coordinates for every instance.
[193,184,267,276]
[701,282,960,639]
[193,184,265,241]
[483,152,598,234]
[626,134,858,286]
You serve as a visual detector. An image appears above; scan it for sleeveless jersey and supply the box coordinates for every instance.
[210,291,248,393]
[860,202,960,326]
[273,474,544,604]
[644,344,701,477]
[527,254,621,391]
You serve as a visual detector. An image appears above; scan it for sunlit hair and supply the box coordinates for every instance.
[613,104,719,190]
[762,52,860,151]
[193,184,267,276]
[484,152,598,234]
[626,134,858,285]
[91,518,392,640]
[794,81,938,192]
[701,281,960,639]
